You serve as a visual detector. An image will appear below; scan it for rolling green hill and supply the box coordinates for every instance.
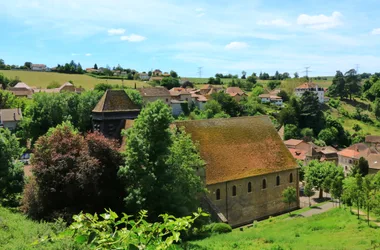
[0,70,149,89]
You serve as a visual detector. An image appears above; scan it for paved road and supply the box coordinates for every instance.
[298,201,336,217]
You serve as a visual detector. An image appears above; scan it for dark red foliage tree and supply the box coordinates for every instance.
[22,123,124,221]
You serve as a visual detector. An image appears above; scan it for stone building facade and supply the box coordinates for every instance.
[175,116,299,227]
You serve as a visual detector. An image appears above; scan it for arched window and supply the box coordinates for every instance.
[262,179,267,189]
[216,189,220,200]
[232,186,237,196]
[276,176,280,186]
[248,182,252,193]
[232,186,236,196]
[289,173,293,183]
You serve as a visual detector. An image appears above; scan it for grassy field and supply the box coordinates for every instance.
[0,70,149,89]
[0,206,74,249]
[188,208,380,250]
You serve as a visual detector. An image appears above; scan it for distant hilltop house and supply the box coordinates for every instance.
[284,139,338,165]
[92,90,141,141]
[259,89,283,106]
[31,64,47,71]
[153,69,162,76]
[295,82,325,103]
[0,108,22,131]
[225,87,247,102]
[86,68,98,73]
[139,73,150,81]
[9,82,83,98]
[175,116,299,227]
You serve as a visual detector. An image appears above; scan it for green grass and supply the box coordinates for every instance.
[0,70,150,89]
[0,206,74,249]
[188,208,380,250]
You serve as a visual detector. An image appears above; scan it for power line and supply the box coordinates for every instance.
[197,67,203,78]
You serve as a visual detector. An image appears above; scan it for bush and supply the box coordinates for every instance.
[211,223,232,234]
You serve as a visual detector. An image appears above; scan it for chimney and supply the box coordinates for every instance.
[13,113,16,120]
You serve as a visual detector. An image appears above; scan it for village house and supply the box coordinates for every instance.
[33,82,83,94]
[367,154,380,174]
[225,87,247,102]
[337,143,378,175]
[149,76,164,82]
[153,69,162,76]
[92,90,140,141]
[9,82,34,98]
[169,88,192,116]
[31,64,47,71]
[175,116,299,227]
[365,135,380,150]
[259,94,283,106]
[284,139,338,165]
[199,84,224,96]
[138,87,172,105]
[86,68,98,73]
[139,73,150,81]
[295,82,325,103]
[0,108,22,131]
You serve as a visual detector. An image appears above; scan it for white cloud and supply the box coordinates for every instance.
[108,28,125,35]
[257,19,291,27]
[120,34,146,42]
[85,53,92,56]
[372,28,380,35]
[297,11,343,30]
[225,42,248,50]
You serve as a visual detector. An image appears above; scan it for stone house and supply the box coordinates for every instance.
[225,87,247,102]
[259,94,283,106]
[367,154,380,174]
[139,73,150,81]
[0,108,22,131]
[337,143,377,175]
[31,64,47,71]
[92,90,140,140]
[175,116,299,227]
[295,82,325,103]
[9,82,34,98]
[138,87,172,106]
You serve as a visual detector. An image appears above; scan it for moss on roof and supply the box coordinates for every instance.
[93,90,140,112]
[175,116,297,185]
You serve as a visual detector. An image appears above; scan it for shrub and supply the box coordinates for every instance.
[211,223,232,234]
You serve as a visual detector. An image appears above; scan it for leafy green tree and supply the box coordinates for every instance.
[282,187,297,214]
[284,124,299,140]
[329,71,346,99]
[160,77,180,89]
[299,91,324,134]
[24,62,32,69]
[300,128,314,141]
[331,172,344,207]
[0,128,24,206]
[119,100,205,218]
[344,69,361,100]
[318,128,338,145]
[350,157,369,177]
[170,70,178,78]
[251,85,264,96]
[277,90,289,102]
[294,72,299,78]
[304,183,314,207]
[305,160,337,199]
[94,63,98,70]
[279,107,298,127]
[374,98,380,120]
[0,90,19,109]
[268,80,281,90]
[211,92,241,117]
[241,71,246,79]
[343,175,363,218]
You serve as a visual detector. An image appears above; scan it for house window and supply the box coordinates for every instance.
[186,98,188,101]
[262,179,267,189]
[248,182,252,193]
[216,189,220,200]
[166,98,169,102]
[276,176,280,186]
[349,159,353,164]
[289,173,293,183]
[232,186,237,196]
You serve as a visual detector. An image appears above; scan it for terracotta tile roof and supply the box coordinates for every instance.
[93,90,140,113]
[175,116,297,185]
[365,135,380,144]
[225,87,246,96]
[296,82,318,89]
[284,139,304,147]
[337,143,372,159]
[10,89,33,96]
[139,87,171,97]
[0,108,22,122]
[367,154,380,170]
[288,148,307,160]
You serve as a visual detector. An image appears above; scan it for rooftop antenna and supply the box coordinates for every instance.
[197,67,203,78]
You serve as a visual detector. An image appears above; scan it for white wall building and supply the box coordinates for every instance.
[295,82,324,103]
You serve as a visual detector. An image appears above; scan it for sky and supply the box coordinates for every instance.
[0,0,380,77]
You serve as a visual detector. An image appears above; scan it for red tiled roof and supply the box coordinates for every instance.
[296,82,318,89]
[175,116,297,185]
[225,87,246,96]
[284,139,304,147]
[288,148,307,160]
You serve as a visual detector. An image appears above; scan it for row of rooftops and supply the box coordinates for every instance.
[9,82,83,97]
[284,136,380,170]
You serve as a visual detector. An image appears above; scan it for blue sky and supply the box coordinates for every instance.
[1,0,380,77]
